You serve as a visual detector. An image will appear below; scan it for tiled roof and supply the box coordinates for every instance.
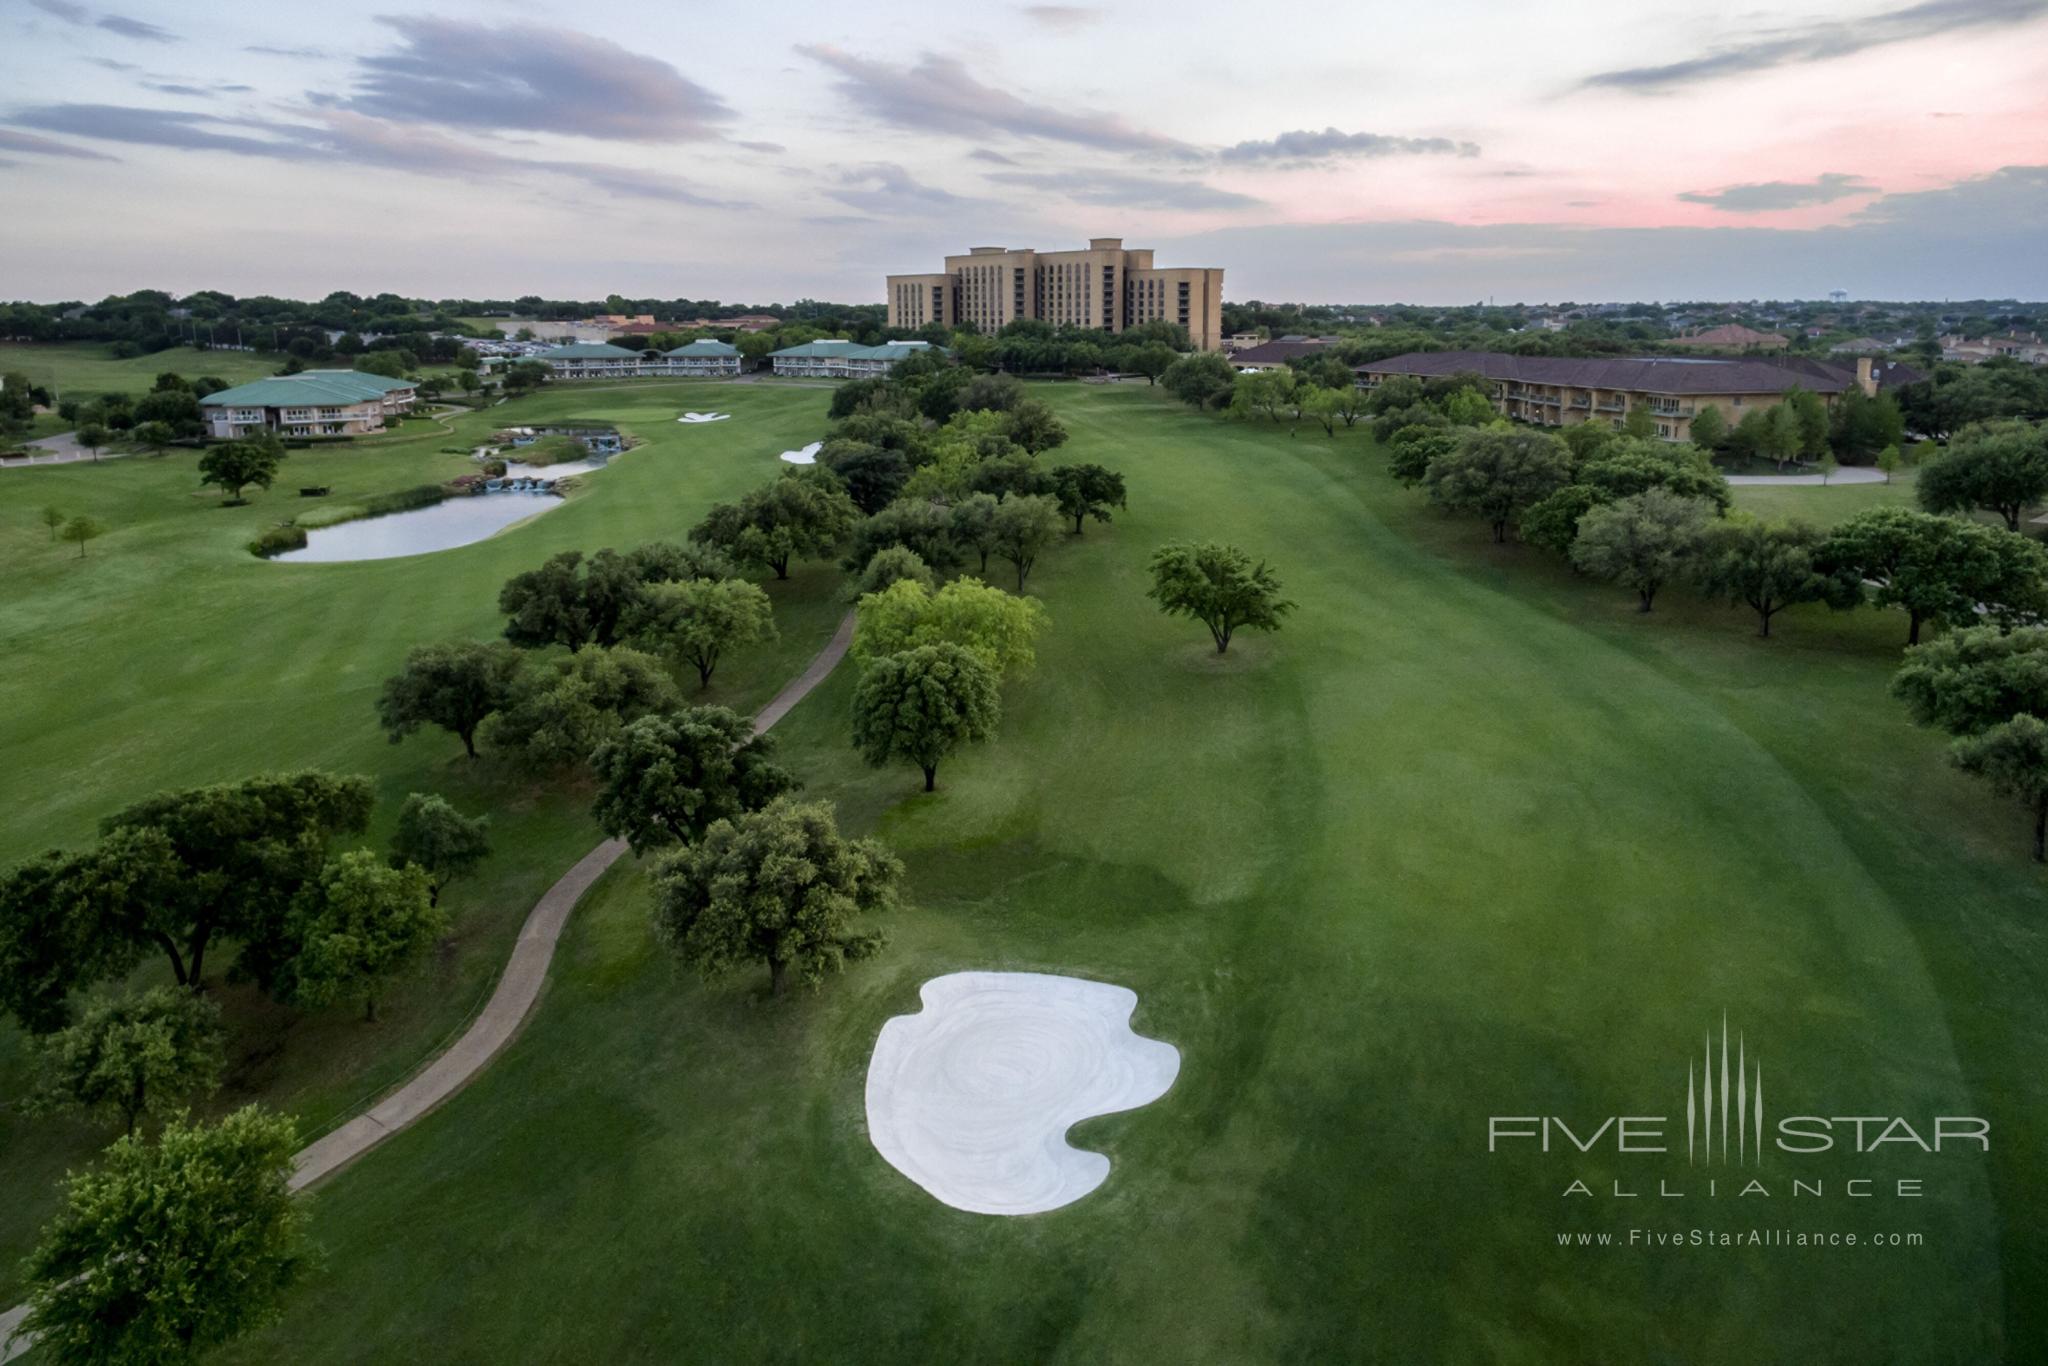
[198,372,413,407]
[1230,340,1330,365]
[538,343,648,360]
[1355,351,1854,395]
[665,339,740,356]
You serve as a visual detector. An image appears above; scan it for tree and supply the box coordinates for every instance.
[40,504,65,541]
[377,638,522,759]
[28,987,224,1135]
[132,420,176,457]
[1619,404,1658,440]
[1002,398,1067,453]
[21,1106,310,1365]
[498,548,660,651]
[1692,519,1842,636]
[819,439,909,515]
[1830,386,1904,463]
[1049,463,1127,534]
[1951,715,2048,860]
[75,422,108,462]
[1783,388,1832,461]
[1577,440,1731,512]
[1387,423,1458,486]
[99,771,376,994]
[59,515,107,558]
[1819,450,1839,485]
[853,576,1050,679]
[1160,351,1237,409]
[282,851,442,1020]
[626,576,777,688]
[1519,484,1609,558]
[486,645,681,771]
[1891,625,2048,737]
[354,349,413,380]
[990,493,1062,591]
[389,793,491,906]
[1878,444,1903,483]
[967,450,1053,503]
[651,798,898,996]
[1916,419,2048,531]
[0,833,179,1034]
[949,493,1003,575]
[842,498,963,575]
[1130,341,1178,385]
[1146,541,1295,654]
[1570,489,1714,611]
[690,472,859,579]
[1821,507,2048,644]
[1230,367,1297,424]
[198,438,282,503]
[1300,386,1345,436]
[1423,429,1572,542]
[852,644,1000,791]
[854,546,935,596]
[591,707,795,854]
[1688,403,1729,455]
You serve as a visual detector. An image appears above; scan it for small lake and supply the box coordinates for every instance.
[272,492,561,563]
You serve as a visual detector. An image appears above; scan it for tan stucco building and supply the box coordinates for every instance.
[887,238,1226,350]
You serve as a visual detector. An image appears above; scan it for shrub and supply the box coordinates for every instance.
[248,525,307,558]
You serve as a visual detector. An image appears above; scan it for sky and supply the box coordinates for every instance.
[0,0,2044,305]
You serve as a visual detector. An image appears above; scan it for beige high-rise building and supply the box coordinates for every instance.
[886,238,1226,351]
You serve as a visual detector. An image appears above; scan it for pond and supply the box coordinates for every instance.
[503,455,608,478]
[272,491,561,563]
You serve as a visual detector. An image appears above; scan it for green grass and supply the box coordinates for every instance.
[163,389,2048,1362]
[0,342,290,399]
[1729,467,1920,527]
[0,381,847,1301]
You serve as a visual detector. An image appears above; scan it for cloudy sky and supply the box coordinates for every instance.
[1,0,2044,304]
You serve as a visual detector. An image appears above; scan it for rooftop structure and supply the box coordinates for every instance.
[1355,351,1905,444]
[768,339,934,378]
[886,237,1226,351]
[198,370,417,439]
[1668,323,1791,352]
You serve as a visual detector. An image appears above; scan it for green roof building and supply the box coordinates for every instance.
[198,370,420,439]
[768,339,934,377]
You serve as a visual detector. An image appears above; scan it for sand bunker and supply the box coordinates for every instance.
[779,441,822,465]
[864,972,1180,1215]
[677,412,731,423]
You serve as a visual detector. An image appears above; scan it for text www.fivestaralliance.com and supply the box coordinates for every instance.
[1557,1229,1924,1248]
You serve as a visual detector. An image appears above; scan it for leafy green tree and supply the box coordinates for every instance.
[853,546,935,596]
[1130,342,1178,385]
[990,493,1062,591]
[1438,386,1495,427]
[852,643,1001,791]
[1829,386,1904,463]
[498,547,674,652]
[1161,351,1238,409]
[651,798,899,995]
[1570,489,1714,611]
[354,349,414,380]
[103,771,375,993]
[1518,484,1609,557]
[1784,388,1832,461]
[282,851,442,1020]
[591,708,795,854]
[1049,463,1128,534]
[1916,419,2048,531]
[1578,440,1732,512]
[1147,541,1296,653]
[967,450,1053,503]
[486,645,681,771]
[949,493,1003,575]
[843,498,963,575]
[0,832,179,1033]
[1692,519,1843,636]
[1230,368,1297,423]
[40,504,65,541]
[1821,506,2048,643]
[818,439,910,515]
[27,987,224,1135]
[21,1106,310,1365]
[1891,626,2048,736]
[198,438,282,503]
[1423,429,1572,542]
[389,793,491,906]
[1619,404,1658,440]
[1002,398,1067,454]
[1387,423,1458,486]
[626,576,777,688]
[132,420,176,457]
[1950,714,2048,860]
[1300,386,1345,436]
[957,372,1024,413]
[1878,444,1903,483]
[60,515,107,558]
[75,422,108,462]
[853,577,1050,679]
[1687,403,1729,455]
[377,638,522,759]
[690,472,859,579]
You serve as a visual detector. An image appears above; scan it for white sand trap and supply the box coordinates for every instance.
[779,441,822,465]
[677,412,731,423]
[864,972,1180,1215]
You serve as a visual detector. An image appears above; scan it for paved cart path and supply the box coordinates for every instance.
[0,610,856,1362]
